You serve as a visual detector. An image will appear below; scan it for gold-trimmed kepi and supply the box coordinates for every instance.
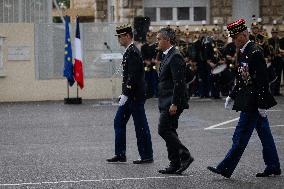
[227,18,247,37]
[115,24,132,36]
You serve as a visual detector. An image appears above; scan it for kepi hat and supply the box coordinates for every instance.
[227,18,248,37]
[115,24,132,36]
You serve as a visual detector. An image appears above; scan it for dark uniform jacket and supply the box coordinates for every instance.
[158,47,188,110]
[249,34,256,43]
[122,43,146,101]
[268,37,283,63]
[141,43,158,71]
[229,41,277,112]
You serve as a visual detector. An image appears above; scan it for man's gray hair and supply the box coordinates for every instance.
[158,27,176,45]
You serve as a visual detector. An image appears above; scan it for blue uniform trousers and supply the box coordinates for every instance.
[197,62,209,97]
[114,99,153,160]
[217,111,280,177]
[145,70,158,98]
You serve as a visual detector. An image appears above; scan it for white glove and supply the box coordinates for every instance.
[258,108,267,118]
[224,96,234,109]
[118,94,128,106]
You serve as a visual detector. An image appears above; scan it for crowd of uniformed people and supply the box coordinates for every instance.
[138,20,284,99]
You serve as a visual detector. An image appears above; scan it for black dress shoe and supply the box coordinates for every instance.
[256,169,281,177]
[106,155,126,162]
[176,156,194,174]
[133,158,154,164]
[207,166,231,178]
[158,165,180,174]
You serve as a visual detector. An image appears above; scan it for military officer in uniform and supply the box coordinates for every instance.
[107,24,153,164]
[185,32,199,97]
[156,27,194,174]
[197,27,211,98]
[249,21,259,43]
[268,27,284,96]
[206,27,225,99]
[141,31,159,98]
[208,19,281,178]
[222,41,237,95]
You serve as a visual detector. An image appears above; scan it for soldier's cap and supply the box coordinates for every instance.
[212,27,220,32]
[227,18,248,37]
[201,27,207,32]
[175,27,183,36]
[115,24,132,36]
[271,27,279,33]
[184,32,191,37]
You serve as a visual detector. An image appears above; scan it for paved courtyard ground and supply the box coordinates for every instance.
[0,96,284,188]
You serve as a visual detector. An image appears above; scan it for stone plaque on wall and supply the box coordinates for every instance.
[8,46,31,61]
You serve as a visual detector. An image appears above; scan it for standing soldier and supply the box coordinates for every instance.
[186,33,201,96]
[184,30,198,98]
[208,18,281,178]
[197,27,211,98]
[107,24,153,164]
[222,40,237,96]
[141,31,159,98]
[268,27,284,96]
[249,22,259,43]
[206,26,225,99]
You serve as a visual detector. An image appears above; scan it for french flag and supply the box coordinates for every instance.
[74,16,84,89]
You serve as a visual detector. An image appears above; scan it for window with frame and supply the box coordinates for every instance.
[160,7,173,20]
[144,7,156,22]
[194,7,206,21]
[177,7,190,20]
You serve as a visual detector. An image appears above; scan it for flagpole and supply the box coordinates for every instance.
[77,83,79,98]
[67,81,69,99]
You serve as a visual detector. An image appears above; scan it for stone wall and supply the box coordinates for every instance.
[0,23,122,102]
[210,0,233,25]
[117,0,143,23]
[72,0,95,8]
[63,0,284,26]
[260,0,284,24]
[210,0,284,25]
[94,0,108,22]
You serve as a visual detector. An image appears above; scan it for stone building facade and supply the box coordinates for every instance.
[210,0,233,25]
[210,0,284,25]
[94,0,143,23]
[259,0,284,24]
[52,0,284,26]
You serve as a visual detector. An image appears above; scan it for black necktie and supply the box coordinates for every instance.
[161,53,166,61]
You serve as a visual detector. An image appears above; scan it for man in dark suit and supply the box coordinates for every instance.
[208,19,281,178]
[106,24,153,164]
[156,27,194,174]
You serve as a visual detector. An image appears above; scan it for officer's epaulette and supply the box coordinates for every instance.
[251,44,263,55]
[252,49,261,54]
[128,44,139,54]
